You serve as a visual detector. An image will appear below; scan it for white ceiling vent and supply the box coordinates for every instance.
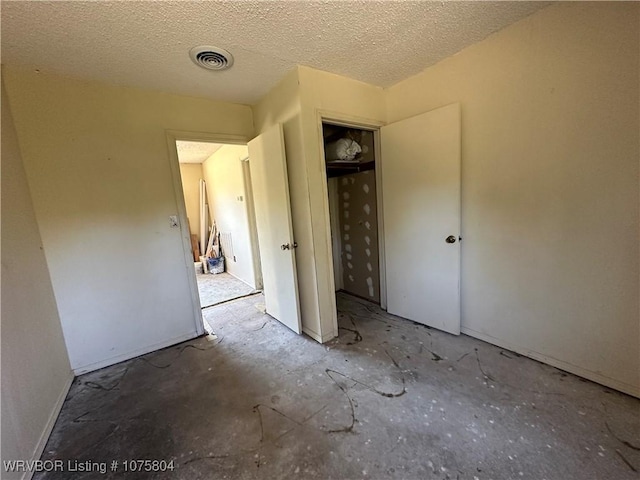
[189,46,234,71]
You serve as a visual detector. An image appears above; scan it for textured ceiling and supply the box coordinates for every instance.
[1,1,549,105]
[176,141,223,164]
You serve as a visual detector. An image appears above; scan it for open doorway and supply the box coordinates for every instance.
[168,125,301,339]
[175,140,262,312]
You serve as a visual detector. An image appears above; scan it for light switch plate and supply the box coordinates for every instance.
[169,215,179,228]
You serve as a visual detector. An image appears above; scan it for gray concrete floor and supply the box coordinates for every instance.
[37,293,639,479]
[196,272,256,308]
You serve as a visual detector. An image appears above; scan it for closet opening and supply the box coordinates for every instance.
[323,122,382,306]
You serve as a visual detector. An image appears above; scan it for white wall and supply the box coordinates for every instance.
[1,79,74,479]
[385,3,639,396]
[202,145,256,288]
[3,66,254,374]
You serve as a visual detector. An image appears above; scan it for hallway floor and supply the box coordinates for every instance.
[196,272,256,308]
[36,293,639,479]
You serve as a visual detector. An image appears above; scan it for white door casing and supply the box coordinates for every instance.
[248,124,302,334]
[381,103,462,335]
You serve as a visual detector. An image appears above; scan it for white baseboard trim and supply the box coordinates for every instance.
[22,371,74,480]
[302,326,322,343]
[461,326,640,398]
[225,271,257,290]
[320,329,338,343]
[72,331,199,375]
[302,325,338,344]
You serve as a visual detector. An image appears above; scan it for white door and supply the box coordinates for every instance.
[381,103,461,335]
[248,124,302,334]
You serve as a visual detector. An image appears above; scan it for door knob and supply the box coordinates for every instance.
[445,235,457,244]
[281,242,298,250]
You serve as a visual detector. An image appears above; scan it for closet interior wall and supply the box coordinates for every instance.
[323,123,380,304]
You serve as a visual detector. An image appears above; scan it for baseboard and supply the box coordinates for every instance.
[320,329,338,343]
[461,326,640,398]
[21,371,74,480]
[225,271,257,290]
[302,326,338,344]
[336,289,381,306]
[72,331,199,375]
[302,326,322,343]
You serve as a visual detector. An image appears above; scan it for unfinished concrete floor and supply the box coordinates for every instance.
[196,272,256,308]
[37,293,639,479]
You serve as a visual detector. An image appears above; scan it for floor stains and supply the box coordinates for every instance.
[616,450,638,472]
[82,366,130,391]
[250,321,269,332]
[136,343,211,369]
[324,370,356,434]
[326,366,405,400]
[456,351,471,362]
[33,292,640,480]
[474,347,496,382]
[428,350,444,362]
[253,403,304,442]
[337,313,363,345]
[606,421,640,451]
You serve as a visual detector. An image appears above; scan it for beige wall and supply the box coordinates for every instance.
[328,177,344,292]
[179,163,203,236]
[253,66,386,342]
[3,66,254,373]
[386,3,639,395]
[1,79,74,477]
[202,145,256,287]
[298,66,386,341]
[252,68,324,340]
[2,2,636,416]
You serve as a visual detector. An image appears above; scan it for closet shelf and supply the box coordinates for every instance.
[326,160,375,178]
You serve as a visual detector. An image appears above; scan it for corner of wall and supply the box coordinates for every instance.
[1,76,74,478]
[251,66,323,339]
[297,67,387,344]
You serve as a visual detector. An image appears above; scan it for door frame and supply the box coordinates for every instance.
[165,130,254,334]
[314,110,388,313]
[239,154,264,291]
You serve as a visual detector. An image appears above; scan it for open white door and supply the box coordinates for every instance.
[381,103,461,335]
[248,124,302,334]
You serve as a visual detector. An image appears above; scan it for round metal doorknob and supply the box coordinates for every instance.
[445,235,457,244]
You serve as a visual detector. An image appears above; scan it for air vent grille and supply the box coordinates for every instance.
[189,46,234,71]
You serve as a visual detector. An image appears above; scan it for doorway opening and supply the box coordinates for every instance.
[168,126,302,338]
[175,140,263,316]
[322,121,384,310]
